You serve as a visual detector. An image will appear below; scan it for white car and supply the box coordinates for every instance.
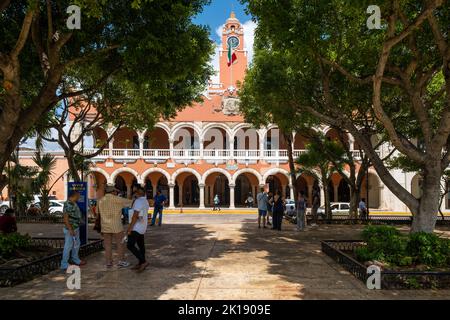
[0,201,10,214]
[34,200,65,216]
[317,202,351,217]
[284,199,296,217]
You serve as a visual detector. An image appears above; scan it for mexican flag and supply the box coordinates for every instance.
[227,46,237,67]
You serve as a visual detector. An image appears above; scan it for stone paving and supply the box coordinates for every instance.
[1,215,450,300]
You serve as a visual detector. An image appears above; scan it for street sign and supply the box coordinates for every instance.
[68,182,88,245]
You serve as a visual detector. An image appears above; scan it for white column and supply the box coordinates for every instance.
[229,138,234,162]
[199,139,204,160]
[108,138,115,157]
[169,183,175,209]
[289,184,295,201]
[199,184,205,209]
[320,186,325,207]
[229,184,236,209]
[169,139,174,160]
[139,137,144,157]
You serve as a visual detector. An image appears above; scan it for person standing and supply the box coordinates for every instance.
[97,185,132,268]
[266,192,273,226]
[256,187,268,229]
[272,190,285,231]
[151,189,167,227]
[359,198,368,221]
[61,191,86,271]
[127,186,150,272]
[296,191,307,231]
[245,193,254,208]
[311,187,320,225]
[213,194,221,211]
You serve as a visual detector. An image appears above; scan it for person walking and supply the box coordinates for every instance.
[296,191,307,231]
[256,187,268,229]
[359,198,368,221]
[61,191,86,271]
[97,185,132,268]
[151,189,166,227]
[213,194,221,211]
[272,190,285,231]
[127,186,150,272]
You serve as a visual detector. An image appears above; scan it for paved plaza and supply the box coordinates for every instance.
[1,215,450,300]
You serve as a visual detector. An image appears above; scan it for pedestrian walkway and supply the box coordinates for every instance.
[1,216,450,300]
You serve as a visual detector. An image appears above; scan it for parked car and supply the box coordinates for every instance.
[34,200,64,216]
[284,199,296,217]
[317,202,351,218]
[0,201,11,214]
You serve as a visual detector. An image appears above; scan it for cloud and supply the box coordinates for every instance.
[209,20,257,84]
[242,20,257,64]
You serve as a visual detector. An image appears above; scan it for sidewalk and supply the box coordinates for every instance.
[1,217,450,300]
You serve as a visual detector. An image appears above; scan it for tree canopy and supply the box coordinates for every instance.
[241,0,449,232]
[0,0,214,187]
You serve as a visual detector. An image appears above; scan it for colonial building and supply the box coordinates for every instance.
[6,13,450,213]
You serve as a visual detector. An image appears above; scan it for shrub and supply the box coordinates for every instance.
[407,232,450,267]
[356,226,450,269]
[0,233,32,258]
[356,225,408,265]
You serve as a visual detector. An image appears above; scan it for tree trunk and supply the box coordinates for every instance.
[284,133,297,200]
[349,188,360,219]
[322,175,332,220]
[67,154,81,182]
[411,164,442,233]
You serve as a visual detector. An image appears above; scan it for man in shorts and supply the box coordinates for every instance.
[256,187,268,229]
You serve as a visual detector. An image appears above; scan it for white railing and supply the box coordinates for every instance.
[83,148,381,162]
[142,149,170,159]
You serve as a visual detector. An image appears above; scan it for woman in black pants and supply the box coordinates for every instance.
[272,191,285,231]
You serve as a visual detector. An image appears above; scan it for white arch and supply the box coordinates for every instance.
[231,123,259,137]
[201,168,233,185]
[89,167,111,184]
[262,168,291,184]
[110,167,141,185]
[201,123,233,141]
[141,168,171,184]
[142,123,171,137]
[233,168,264,186]
[172,168,202,185]
[170,122,202,141]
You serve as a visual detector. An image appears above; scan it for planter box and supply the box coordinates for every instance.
[0,238,103,287]
[322,240,450,290]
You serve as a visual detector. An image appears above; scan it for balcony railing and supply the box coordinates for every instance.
[84,148,377,162]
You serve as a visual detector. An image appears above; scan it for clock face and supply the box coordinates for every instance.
[227,36,240,49]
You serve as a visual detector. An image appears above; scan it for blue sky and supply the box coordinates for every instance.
[194,0,252,43]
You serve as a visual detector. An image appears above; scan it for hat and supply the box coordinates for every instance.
[105,185,118,194]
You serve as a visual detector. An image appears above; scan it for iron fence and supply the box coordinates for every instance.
[322,240,450,289]
[0,238,103,287]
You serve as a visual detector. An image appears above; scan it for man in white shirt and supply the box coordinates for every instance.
[127,186,150,272]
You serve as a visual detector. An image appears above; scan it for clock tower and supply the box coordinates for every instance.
[219,11,248,93]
